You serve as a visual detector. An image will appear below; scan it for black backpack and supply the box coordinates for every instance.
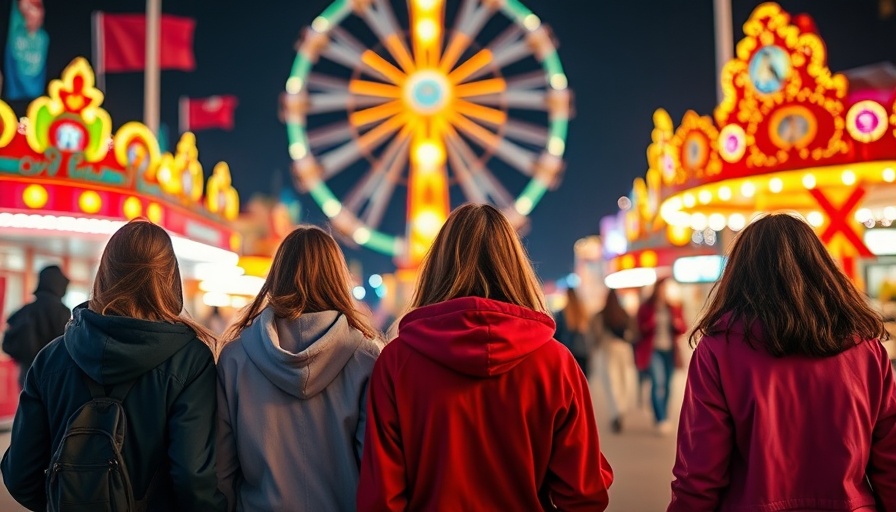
[45,375,138,512]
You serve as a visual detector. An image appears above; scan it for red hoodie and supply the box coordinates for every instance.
[669,318,896,511]
[357,297,613,511]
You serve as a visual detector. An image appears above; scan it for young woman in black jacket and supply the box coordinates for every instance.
[1,219,226,511]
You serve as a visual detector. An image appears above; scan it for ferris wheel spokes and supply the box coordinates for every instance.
[307,121,354,149]
[444,129,515,208]
[343,127,411,215]
[360,0,415,73]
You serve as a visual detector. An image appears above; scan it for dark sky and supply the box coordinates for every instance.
[4,0,896,281]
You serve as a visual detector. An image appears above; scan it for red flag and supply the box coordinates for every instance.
[93,12,195,73]
[180,96,238,131]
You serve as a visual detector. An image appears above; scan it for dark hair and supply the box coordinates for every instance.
[602,288,629,332]
[90,219,215,348]
[411,204,547,313]
[226,225,377,341]
[690,213,886,357]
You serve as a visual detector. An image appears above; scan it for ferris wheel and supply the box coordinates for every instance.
[282,0,571,267]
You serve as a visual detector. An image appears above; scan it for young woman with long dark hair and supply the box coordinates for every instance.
[1,219,225,511]
[668,213,896,510]
[358,204,613,511]
[216,226,380,512]
[592,288,637,433]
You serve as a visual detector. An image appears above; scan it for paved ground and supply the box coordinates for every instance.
[0,367,686,511]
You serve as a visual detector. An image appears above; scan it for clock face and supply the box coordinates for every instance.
[748,45,791,95]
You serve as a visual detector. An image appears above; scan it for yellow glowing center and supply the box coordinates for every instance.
[404,70,451,116]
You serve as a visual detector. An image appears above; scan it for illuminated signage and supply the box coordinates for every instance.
[864,229,896,256]
[673,255,726,283]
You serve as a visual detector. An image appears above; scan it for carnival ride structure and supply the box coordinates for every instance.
[282,0,572,269]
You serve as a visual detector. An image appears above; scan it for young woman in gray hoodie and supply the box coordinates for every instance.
[216,226,381,512]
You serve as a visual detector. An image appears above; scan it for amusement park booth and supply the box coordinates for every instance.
[0,58,243,418]
[645,3,896,296]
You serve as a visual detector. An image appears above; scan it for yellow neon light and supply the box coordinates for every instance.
[350,100,404,127]
[23,184,48,209]
[79,191,102,214]
[349,79,403,98]
[454,99,507,125]
[384,34,417,73]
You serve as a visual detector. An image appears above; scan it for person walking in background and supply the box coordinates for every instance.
[669,213,896,511]
[1,219,225,511]
[216,226,381,512]
[591,288,637,433]
[1,265,70,389]
[555,287,591,376]
[358,204,613,511]
[636,277,686,435]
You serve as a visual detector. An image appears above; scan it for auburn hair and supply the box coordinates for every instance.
[690,213,886,357]
[601,288,629,332]
[563,287,588,332]
[89,219,216,349]
[226,225,377,341]
[411,203,548,314]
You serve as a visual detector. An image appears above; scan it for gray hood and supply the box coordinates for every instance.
[241,308,367,399]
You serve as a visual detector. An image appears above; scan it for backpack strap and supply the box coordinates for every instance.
[82,373,137,402]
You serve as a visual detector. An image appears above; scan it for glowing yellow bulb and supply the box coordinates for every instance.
[683,193,696,208]
[311,17,330,33]
[802,174,816,189]
[146,202,163,224]
[718,186,732,201]
[740,181,756,198]
[883,167,895,183]
[322,199,341,218]
[769,178,783,193]
[698,189,712,204]
[415,19,439,44]
[22,184,48,209]
[413,141,444,167]
[640,250,658,268]
[549,74,568,90]
[413,0,439,9]
[353,227,371,245]
[515,197,534,215]
[78,191,102,214]
[414,211,444,238]
[123,196,142,219]
[728,213,746,231]
[806,211,824,227]
[523,14,541,31]
[841,170,856,186]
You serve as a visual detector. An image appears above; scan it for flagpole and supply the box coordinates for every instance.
[145,0,161,135]
[713,0,733,103]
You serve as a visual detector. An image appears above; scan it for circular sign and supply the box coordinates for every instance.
[718,124,746,163]
[748,45,791,95]
[846,100,887,143]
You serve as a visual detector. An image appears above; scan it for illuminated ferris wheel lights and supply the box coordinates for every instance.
[413,0,439,10]
[415,19,440,44]
[311,16,331,33]
[289,142,308,159]
[413,141,445,166]
[285,77,304,94]
[547,137,565,156]
[515,197,534,216]
[353,227,372,245]
[549,74,568,90]
[322,199,342,217]
[523,14,541,31]
[413,211,444,237]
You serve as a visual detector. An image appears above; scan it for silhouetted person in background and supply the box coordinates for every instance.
[2,265,70,389]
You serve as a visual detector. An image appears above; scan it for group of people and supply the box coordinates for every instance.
[555,276,685,435]
[2,206,896,511]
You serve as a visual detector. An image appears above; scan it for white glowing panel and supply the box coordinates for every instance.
[865,229,896,256]
[673,255,726,283]
[604,268,657,289]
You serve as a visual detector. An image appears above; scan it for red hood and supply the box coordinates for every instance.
[398,297,556,378]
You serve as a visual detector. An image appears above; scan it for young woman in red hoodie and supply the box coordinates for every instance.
[669,213,896,511]
[357,203,613,511]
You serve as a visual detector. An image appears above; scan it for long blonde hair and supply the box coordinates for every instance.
[411,204,548,313]
[89,219,216,349]
[225,225,377,341]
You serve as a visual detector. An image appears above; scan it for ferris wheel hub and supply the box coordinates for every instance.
[404,70,451,116]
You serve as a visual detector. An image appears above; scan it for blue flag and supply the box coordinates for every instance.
[4,0,49,100]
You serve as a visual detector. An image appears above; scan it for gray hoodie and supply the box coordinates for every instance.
[216,308,381,512]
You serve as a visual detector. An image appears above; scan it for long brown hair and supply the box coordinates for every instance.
[411,203,548,313]
[564,287,588,332]
[90,219,215,348]
[690,213,886,357]
[601,288,629,332]
[226,225,377,341]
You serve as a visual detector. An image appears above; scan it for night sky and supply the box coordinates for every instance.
[4,0,895,281]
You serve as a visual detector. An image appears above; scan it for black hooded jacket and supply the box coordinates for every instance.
[2,265,70,367]
[0,304,226,511]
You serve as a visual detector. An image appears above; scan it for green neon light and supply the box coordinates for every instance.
[291,55,311,81]
[520,181,548,204]
[549,119,568,145]
[319,0,350,25]
[366,231,398,256]
[502,0,534,19]
[544,52,564,77]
